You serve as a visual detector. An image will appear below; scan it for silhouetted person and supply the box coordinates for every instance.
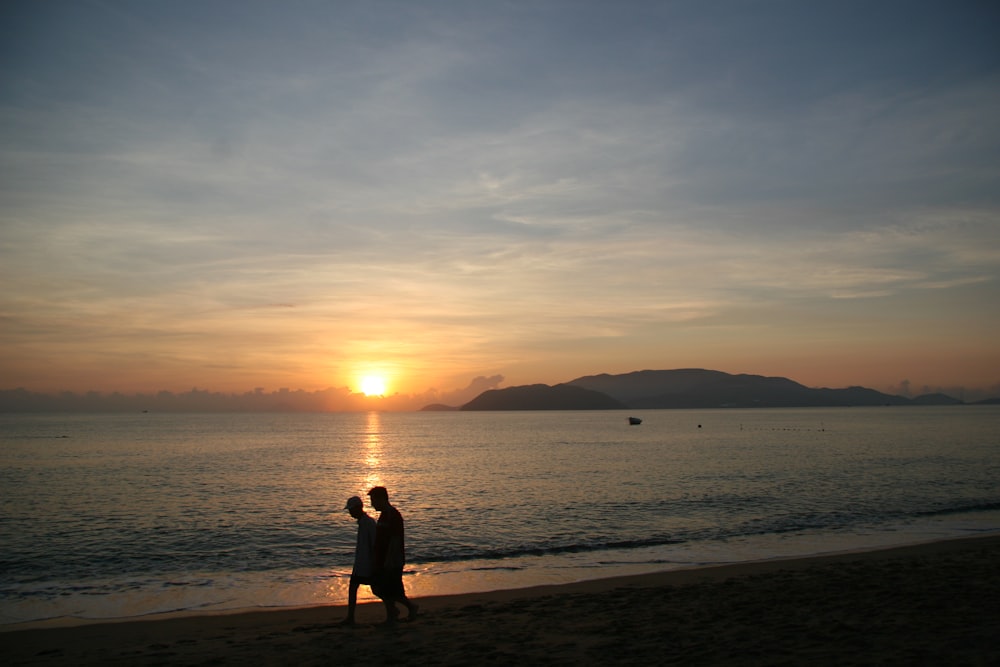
[340,495,376,625]
[367,486,418,623]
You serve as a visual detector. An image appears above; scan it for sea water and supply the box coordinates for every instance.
[1,406,999,627]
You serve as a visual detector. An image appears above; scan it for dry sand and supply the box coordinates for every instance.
[5,535,1000,666]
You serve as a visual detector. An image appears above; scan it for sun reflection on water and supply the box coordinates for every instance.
[361,411,383,494]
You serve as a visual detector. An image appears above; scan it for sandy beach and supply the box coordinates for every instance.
[6,535,1000,666]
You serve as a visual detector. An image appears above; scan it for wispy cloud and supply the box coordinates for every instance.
[1,1,998,397]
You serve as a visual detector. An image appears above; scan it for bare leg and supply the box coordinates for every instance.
[340,581,360,624]
[381,598,400,624]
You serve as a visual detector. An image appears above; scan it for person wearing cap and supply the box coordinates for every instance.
[367,486,418,623]
[340,495,377,625]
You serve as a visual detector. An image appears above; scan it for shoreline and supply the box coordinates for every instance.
[7,534,1000,665]
[8,517,999,633]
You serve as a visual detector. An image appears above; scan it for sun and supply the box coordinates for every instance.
[359,375,387,397]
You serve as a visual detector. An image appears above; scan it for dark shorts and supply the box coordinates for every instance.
[371,567,405,600]
[349,574,374,588]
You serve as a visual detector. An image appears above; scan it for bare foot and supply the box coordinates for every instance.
[381,606,399,625]
[407,603,419,621]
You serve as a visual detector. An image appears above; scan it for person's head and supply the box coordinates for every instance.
[367,486,389,511]
[344,495,365,519]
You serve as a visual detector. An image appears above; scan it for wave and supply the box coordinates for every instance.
[8,500,1000,585]
[418,536,688,564]
[409,500,1000,565]
[913,501,1000,517]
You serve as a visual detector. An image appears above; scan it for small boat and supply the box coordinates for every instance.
[628,417,642,425]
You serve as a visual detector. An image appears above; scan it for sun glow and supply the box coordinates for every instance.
[359,375,387,397]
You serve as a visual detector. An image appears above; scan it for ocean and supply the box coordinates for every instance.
[2,406,999,628]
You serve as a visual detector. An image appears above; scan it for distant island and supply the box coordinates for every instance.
[2,369,994,413]
[430,369,983,411]
[461,383,627,411]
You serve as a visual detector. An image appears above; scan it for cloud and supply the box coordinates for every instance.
[1,1,998,396]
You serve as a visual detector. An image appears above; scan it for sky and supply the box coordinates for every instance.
[2,0,999,408]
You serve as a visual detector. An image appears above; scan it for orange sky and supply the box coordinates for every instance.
[2,3,999,406]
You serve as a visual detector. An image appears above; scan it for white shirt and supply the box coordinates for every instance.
[353,514,377,577]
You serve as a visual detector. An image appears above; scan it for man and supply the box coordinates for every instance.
[341,495,377,625]
[367,486,418,623]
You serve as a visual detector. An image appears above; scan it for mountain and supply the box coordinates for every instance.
[454,369,947,410]
[567,369,912,408]
[910,393,964,406]
[459,383,627,411]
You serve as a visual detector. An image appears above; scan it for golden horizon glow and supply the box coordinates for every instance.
[359,375,387,397]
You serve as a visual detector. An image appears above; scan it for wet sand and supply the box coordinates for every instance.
[6,535,1000,666]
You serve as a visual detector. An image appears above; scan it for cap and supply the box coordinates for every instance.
[344,496,363,511]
